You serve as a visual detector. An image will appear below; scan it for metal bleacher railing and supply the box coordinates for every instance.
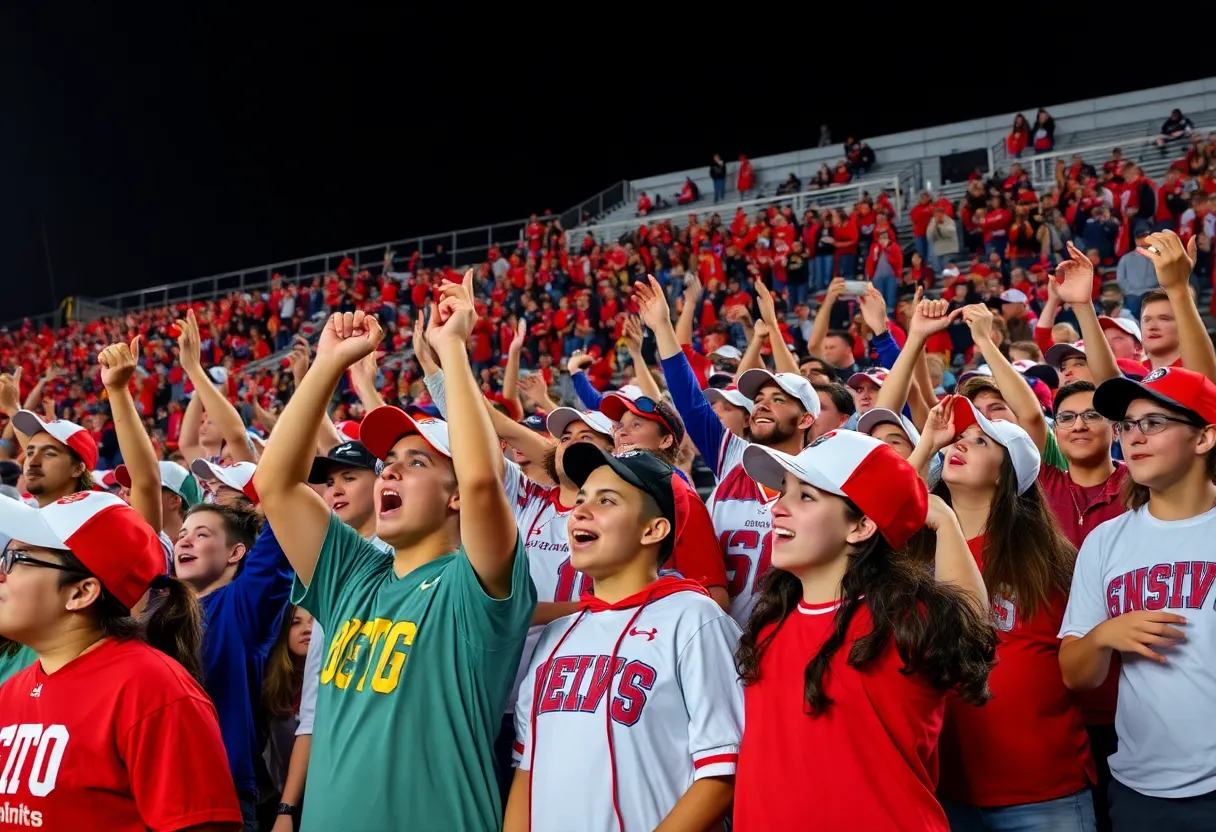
[571,164,920,248]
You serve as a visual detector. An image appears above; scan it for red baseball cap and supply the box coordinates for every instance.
[1094,366,1216,427]
[12,411,98,470]
[359,406,451,461]
[742,429,928,549]
[0,491,163,609]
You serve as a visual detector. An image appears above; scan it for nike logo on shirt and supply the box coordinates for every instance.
[419,577,442,591]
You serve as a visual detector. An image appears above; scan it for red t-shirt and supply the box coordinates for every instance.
[667,477,728,590]
[734,601,949,831]
[937,537,1094,807]
[0,639,241,831]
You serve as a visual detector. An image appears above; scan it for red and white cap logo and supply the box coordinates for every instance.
[189,459,259,503]
[360,406,452,461]
[0,490,162,610]
[12,410,98,471]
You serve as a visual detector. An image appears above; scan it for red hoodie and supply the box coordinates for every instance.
[865,239,904,279]
[910,202,934,237]
[832,218,859,256]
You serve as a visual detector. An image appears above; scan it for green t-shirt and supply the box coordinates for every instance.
[1044,430,1069,473]
[0,644,36,687]
[293,515,536,832]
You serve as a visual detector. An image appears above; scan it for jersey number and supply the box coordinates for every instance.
[720,530,773,599]
[555,558,595,602]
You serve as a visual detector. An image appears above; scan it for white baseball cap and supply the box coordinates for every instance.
[741,430,928,549]
[1098,316,1142,345]
[950,396,1041,494]
[999,288,1028,304]
[12,411,99,471]
[545,407,615,438]
[359,406,452,460]
[1044,340,1086,370]
[190,459,259,503]
[616,384,644,401]
[857,407,922,446]
[208,366,229,385]
[736,369,821,417]
[847,368,890,390]
[0,491,165,609]
[709,345,743,361]
[704,386,755,414]
[115,461,202,506]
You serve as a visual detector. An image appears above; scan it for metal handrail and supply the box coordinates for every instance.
[570,172,904,245]
[1017,125,1216,185]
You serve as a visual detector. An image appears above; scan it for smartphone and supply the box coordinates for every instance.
[841,280,870,297]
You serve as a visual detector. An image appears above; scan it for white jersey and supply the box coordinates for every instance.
[297,534,392,737]
[706,432,778,626]
[513,585,743,832]
[1059,504,1216,799]
[504,459,593,712]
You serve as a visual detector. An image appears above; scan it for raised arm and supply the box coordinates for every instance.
[622,315,663,401]
[99,338,162,533]
[674,275,702,346]
[1141,233,1216,381]
[925,494,987,616]
[735,320,769,375]
[175,310,255,463]
[876,292,960,419]
[1056,243,1119,384]
[518,373,560,415]
[485,401,556,468]
[177,388,206,464]
[502,319,527,416]
[808,279,846,355]
[755,280,799,374]
[0,369,29,449]
[253,311,383,585]
[568,352,603,410]
[1034,279,1062,355]
[429,272,518,598]
[963,304,1049,452]
[908,396,957,483]
[349,351,388,412]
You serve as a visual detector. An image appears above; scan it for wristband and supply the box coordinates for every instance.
[277,803,296,816]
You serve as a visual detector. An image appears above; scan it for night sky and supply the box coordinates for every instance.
[1,7,1208,320]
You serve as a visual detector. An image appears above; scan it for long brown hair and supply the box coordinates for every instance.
[736,499,996,717]
[908,451,1075,619]
[56,551,205,682]
[263,606,307,718]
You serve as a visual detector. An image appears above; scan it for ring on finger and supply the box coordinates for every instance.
[1146,245,1162,255]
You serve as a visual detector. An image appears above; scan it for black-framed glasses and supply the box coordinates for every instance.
[1115,414,1201,437]
[1,547,76,576]
[1055,409,1106,428]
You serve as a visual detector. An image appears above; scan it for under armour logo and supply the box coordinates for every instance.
[1145,368,1168,383]
[29,684,41,698]
[628,627,657,641]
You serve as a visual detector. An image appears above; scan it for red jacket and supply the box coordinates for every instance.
[832,218,859,256]
[865,240,904,279]
[910,202,934,237]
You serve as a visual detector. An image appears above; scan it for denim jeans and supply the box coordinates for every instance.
[941,789,1097,832]
[713,179,725,202]
[914,235,929,260]
[985,238,1008,260]
[872,273,898,313]
[813,255,834,290]
[788,282,810,307]
[1123,293,1143,320]
[929,252,952,276]
[836,253,857,280]
[1108,778,1216,832]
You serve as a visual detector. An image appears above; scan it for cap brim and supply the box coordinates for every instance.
[741,444,842,497]
[190,458,220,482]
[1044,343,1085,369]
[360,406,448,460]
[11,410,47,439]
[562,443,649,495]
[1022,364,1060,389]
[857,408,904,436]
[1094,376,1201,424]
[598,394,636,424]
[0,495,64,550]
[307,455,377,484]
[545,407,612,438]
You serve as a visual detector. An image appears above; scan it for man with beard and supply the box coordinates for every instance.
[635,275,818,625]
[8,409,98,506]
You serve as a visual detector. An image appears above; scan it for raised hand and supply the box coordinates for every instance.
[412,314,439,376]
[922,395,958,454]
[350,349,378,391]
[0,368,21,416]
[923,493,960,532]
[174,309,203,372]
[288,336,311,387]
[518,373,550,405]
[634,274,673,332]
[754,279,777,324]
[1095,609,1188,664]
[682,273,702,305]
[857,283,890,335]
[962,303,995,342]
[1054,242,1096,305]
[825,277,847,306]
[315,310,384,370]
[622,315,644,353]
[429,269,477,352]
[99,337,142,392]
[566,349,594,374]
[909,290,962,339]
[509,318,527,353]
[753,319,770,340]
[1136,229,1193,291]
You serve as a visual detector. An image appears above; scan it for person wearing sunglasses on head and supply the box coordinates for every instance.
[0,491,241,831]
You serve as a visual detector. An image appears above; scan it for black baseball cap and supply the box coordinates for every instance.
[562,444,677,563]
[521,413,549,433]
[308,441,384,484]
[0,461,19,488]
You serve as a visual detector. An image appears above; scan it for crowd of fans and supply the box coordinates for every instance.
[1,105,1215,832]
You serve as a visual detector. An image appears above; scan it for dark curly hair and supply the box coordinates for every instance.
[736,498,996,717]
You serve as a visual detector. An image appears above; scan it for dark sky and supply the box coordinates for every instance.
[0,7,1209,321]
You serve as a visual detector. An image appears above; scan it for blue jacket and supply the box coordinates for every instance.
[199,521,294,797]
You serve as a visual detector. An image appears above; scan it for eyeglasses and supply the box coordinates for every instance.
[1114,414,1201,437]
[1054,409,1105,428]
[1,547,76,576]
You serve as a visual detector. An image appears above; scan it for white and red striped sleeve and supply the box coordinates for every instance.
[678,612,744,779]
[512,629,549,771]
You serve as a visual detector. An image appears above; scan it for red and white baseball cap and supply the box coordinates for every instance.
[999,288,1028,304]
[1098,316,1142,345]
[0,491,163,609]
[1094,366,1216,427]
[709,345,743,361]
[91,470,119,490]
[359,406,451,460]
[847,368,889,390]
[545,407,615,438]
[333,420,361,441]
[741,429,928,549]
[13,411,98,470]
[1044,340,1086,370]
[951,396,1041,494]
[736,369,821,417]
[189,459,259,503]
[704,385,755,414]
